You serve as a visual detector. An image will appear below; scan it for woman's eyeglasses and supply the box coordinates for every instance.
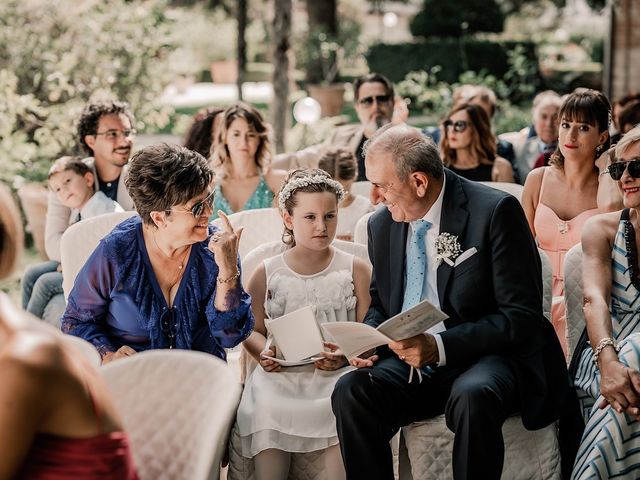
[443,120,469,133]
[607,159,640,180]
[160,308,177,349]
[358,94,391,107]
[167,190,215,217]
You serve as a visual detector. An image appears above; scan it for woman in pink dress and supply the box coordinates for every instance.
[0,183,137,480]
[522,90,611,358]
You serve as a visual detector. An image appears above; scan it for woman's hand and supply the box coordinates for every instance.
[314,341,348,371]
[599,359,640,417]
[209,210,243,278]
[349,348,379,369]
[259,346,281,372]
[102,345,136,365]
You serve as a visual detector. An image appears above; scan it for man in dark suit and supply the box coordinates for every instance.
[331,124,570,479]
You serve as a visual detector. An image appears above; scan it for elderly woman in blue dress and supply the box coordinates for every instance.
[61,143,254,363]
[572,125,640,478]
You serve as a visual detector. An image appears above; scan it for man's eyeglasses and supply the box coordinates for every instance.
[358,94,392,107]
[443,120,469,133]
[94,129,137,140]
[606,159,640,180]
[167,190,215,217]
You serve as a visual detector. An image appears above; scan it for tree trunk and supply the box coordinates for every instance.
[236,0,247,101]
[271,0,292,154]
[304,0,337,84]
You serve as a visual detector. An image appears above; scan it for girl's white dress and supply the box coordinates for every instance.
[237,248,357,457]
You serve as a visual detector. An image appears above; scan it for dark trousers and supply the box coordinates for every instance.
[331,355,519,480]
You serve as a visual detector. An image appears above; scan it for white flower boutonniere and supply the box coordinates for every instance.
[433,232,462,269]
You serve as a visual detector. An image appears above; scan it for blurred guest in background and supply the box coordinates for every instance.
[183,106,224,158]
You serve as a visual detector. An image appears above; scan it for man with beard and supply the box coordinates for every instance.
[23,100,136,326]
[276,73,395,180]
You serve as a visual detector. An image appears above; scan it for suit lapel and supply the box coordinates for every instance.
[389,219,408,316]
[436,170,470,304]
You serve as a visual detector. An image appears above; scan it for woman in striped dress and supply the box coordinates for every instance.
[573,126,640,479]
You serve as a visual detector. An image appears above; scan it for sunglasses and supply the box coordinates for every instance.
[167,190,215,217]
[358,94,391,107]
[160,308,177,349]
[607,159,640,180]
[443,120,469,132]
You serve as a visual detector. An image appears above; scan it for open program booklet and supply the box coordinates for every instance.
[322,299,449,360]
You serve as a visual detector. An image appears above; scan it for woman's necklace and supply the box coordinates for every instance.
[152,231,191,287]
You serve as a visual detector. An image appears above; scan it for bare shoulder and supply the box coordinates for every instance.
[264,169,288,190]
[353,255,372,277]
[582,210,621,247]
[494,156,512,169]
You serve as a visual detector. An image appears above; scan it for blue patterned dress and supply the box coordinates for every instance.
[573,210,640,479]
[210,174,274,220]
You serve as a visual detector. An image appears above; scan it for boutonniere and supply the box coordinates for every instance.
[433,232,462,269]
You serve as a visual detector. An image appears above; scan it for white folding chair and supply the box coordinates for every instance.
[563,243,584,364]
[353,210,375,245]
[60,211,137,299]
[478,181,524,203]
[101,350,242,480]
[211,208,283,259]
[539,248,552,322]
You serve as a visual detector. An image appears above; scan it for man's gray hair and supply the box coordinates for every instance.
[363,124,443,181]
[616,124,640,158]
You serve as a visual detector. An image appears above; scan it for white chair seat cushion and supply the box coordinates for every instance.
[401,415,561,479]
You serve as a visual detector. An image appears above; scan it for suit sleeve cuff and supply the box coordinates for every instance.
[432,333,446,367]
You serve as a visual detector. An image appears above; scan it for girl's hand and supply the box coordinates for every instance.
[259,347,281,373]
[209,211,243,278]
[314,341,348,371]
[102,345,136,365]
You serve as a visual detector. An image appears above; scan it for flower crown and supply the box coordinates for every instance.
[277,174,345,211]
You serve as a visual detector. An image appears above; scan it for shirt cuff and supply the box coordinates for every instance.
[432,333,446,367]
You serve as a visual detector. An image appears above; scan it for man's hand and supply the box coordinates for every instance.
[102,345,136,365]
[389,333,438,368]
[598,360,640,418]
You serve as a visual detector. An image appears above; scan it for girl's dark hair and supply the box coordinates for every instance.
[549,89,611,168]
[183,107,224,158]
[439,103,496,167]
[278,168,342,247]
[125,143,214,226]
[318,148,357,181]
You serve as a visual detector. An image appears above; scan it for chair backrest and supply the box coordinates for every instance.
[478,181,524,202]
[564,243,584,364]
[101,350,242,480]
[63,334,101,367]
[538,248,552,322]
[211,208,282,259]
[351,181,372,199]
[60,211,138,300]
[353,210,375,245]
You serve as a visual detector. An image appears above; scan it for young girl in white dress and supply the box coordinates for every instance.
[237,168,372,480]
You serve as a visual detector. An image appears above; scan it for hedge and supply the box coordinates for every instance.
[365,39,538,84]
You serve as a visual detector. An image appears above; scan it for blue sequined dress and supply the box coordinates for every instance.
[210,174,274,219]
[61,216,254,360]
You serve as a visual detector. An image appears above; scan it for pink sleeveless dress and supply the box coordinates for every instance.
[533,167,598,358]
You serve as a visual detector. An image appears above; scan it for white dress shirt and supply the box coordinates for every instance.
[405,175,448,366]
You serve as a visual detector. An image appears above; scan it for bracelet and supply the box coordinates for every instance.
[217,269,240,284]
[592,337,620,366]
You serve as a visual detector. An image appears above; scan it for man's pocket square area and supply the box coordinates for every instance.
[454,247,477,267]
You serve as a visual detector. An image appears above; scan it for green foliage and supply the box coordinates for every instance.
[366,39,538,86]
[410,0,505,38]
[0,0,175,183]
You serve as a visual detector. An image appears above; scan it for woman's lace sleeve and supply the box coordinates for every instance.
[61,242,117,357]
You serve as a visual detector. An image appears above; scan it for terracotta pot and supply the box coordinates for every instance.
[17,183,49,260]
[307,84,346,117]
[210,60,238,84]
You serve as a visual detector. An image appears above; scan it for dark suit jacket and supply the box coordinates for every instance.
[365,169,570,430]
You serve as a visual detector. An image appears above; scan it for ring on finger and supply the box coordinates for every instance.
[400,355,406,361]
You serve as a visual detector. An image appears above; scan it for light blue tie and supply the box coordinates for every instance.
[402,219,431,311]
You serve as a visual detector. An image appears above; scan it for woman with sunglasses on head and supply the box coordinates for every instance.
[210,103,287,219]
[61,143,254,364]
[0,183,138,479]
[439,102,515,183]
[571,125,640,479]
[522,89,611,358]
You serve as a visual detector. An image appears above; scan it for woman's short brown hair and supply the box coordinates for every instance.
[0,183,23,280]
[211,103,271,178]
[125,143,214,226]
[439,103,497,167]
